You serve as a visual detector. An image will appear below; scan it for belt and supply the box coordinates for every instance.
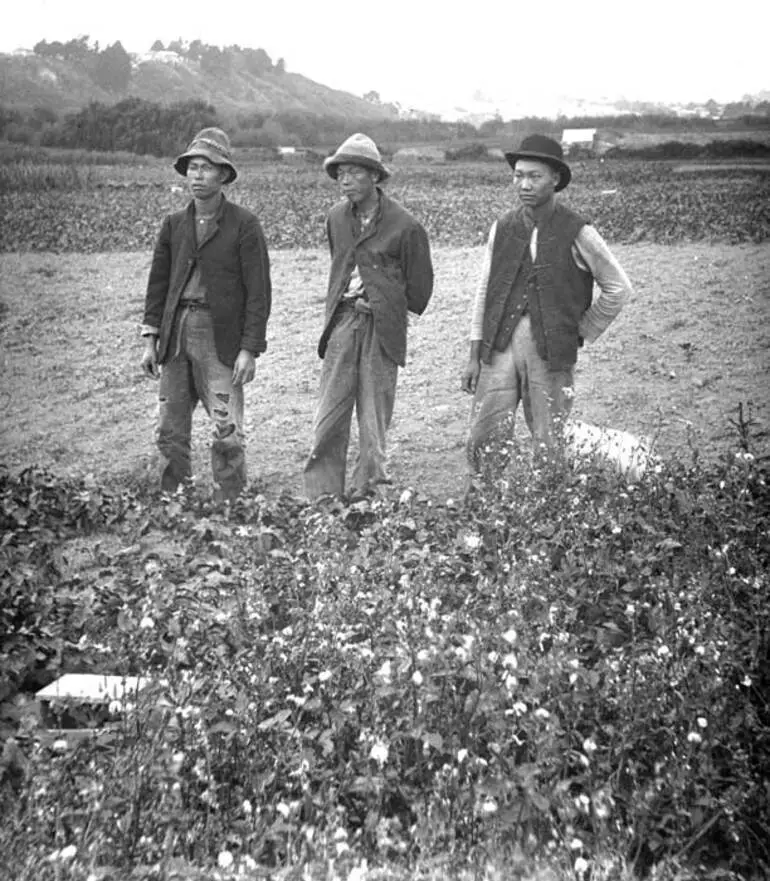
[180,301,210,311]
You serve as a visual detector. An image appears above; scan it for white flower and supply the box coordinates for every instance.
[217,850,234,869]
[242,798,253,815]
[369,740,389,765]
[574,856,590,877]
[318,670,332,683]
[457,748,468,763]
[411,670,424,686]
[742,675,752,687]
[513,701,527,714]
[463,533,482,550]
[334,828,348,841]
[687,731,703,744]
[399,488,413,505]
[347,861,369,881]
[534,708,550,719]
[697,717,708,728]
[139,615,155,630]
[374,660,392,684]
[582,737,597,754]
[502,628,518,645]
[569,836,584,850]
[503,652,518,670]
[417,649,431,663]
[52,738,68,753]
[657,645,671,657]
[481,798,498,815]
[276,802,291,819]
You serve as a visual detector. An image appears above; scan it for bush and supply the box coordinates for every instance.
[445,141,490,162]
[0,422,768,879]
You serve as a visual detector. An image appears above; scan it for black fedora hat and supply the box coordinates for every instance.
[504,133,571,192]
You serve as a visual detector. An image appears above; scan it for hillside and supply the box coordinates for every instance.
[0,49,396,120]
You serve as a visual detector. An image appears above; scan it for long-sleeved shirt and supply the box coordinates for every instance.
[470,219,632,343]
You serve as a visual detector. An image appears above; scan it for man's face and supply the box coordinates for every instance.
[186,156,228,200]
[336,163,378,205]
[513,159,561,209]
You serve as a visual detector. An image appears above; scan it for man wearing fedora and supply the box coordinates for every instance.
[141,127,272,500]
[303,133,434,500]
[462,133,633,479]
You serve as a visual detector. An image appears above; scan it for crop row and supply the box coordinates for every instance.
[1,160,768,252]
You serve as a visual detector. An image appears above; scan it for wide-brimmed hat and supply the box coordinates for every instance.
[324,133,390,182]
[174,127,237,184]
[504,133,571,192]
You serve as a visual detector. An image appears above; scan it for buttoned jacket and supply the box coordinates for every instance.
[144,196,271,368]
[319,190,433,367]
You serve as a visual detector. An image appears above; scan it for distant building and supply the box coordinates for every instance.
[561,128,598,154]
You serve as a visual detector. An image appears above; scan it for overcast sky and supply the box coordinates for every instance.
[3,0,768,110]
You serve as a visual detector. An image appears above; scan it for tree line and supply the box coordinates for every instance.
[30,37,283,94]
[2,97,769,157]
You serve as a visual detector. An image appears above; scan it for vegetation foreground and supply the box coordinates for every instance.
[1,429,769,880]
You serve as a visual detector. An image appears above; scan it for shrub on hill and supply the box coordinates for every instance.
[445,142,491,161]
[1,414,768,879]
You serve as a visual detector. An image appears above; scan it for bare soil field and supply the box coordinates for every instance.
[1,243,768,500]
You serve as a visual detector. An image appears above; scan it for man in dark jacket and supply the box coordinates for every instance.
[141,127,271,499]
[461,133,632,480]
[304,133,434,500]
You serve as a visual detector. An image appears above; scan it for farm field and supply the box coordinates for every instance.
[1,240,769,499]
[1,150,769,880]
[1,154,769,252]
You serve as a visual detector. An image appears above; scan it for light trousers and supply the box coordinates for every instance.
[156,307,246,499]
[467,314,574,476]
[304,301,398,499]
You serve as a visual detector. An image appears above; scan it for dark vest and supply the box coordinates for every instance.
[481,203,593,371]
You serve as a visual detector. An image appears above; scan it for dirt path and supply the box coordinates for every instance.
[1,244,768,501]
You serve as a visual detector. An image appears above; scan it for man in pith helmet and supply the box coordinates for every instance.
[304,132,434,500]
[462,133,633,482]
[141,127,272,500]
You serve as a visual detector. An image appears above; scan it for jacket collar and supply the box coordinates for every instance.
[347,187,386,245]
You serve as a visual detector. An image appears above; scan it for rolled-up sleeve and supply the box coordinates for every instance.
[574,225,632,343]
[238,215,272,355]
[470,222,496,341]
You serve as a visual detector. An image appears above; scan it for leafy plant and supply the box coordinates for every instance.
[1,428,768,879]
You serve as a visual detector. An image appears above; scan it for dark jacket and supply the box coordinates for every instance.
[144,196,272,368]
[481,203,593,371]
[319,190,433,367]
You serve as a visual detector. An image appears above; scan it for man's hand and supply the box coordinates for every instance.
[461,358,481,394]
[232,349,257,386]
[141,336,159,379]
